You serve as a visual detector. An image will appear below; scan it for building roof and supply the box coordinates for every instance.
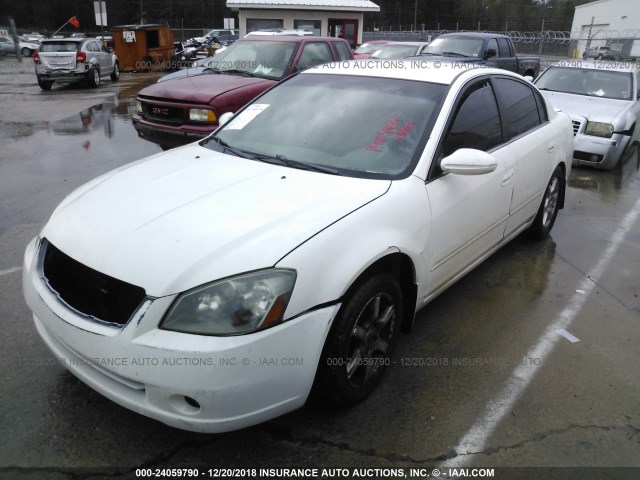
[226,0,380,12]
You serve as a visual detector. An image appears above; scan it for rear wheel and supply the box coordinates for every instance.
[87,66,100,88]
[110,61,120,81]
[315,273,403,407]
[529,166,562,239]
[37,77,53,91]
[21,47,31,56]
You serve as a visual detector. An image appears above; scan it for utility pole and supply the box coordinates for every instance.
[414,0,417,33]
[140,0,144,25]
[585,16,595,53]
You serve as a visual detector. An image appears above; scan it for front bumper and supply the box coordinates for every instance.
[572,130,631,170]
[132,114,216,149]
[23,238,338,433]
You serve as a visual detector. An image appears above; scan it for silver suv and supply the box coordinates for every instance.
[34,38,119,90]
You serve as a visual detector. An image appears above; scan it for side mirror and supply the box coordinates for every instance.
[441,148,497,175]
[218,111,234,126]
[485,48,497,59]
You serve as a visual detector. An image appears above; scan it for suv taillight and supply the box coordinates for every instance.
[33,51,40,64]
[76,52,86,63]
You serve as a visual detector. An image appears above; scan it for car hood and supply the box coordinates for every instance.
[42,144,390,297]
[540,90,633,124]
[139,73,272,103]
[157,67,206,82]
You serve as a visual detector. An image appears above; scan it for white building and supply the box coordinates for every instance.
[571,0,640,56]
[226,0,380,47]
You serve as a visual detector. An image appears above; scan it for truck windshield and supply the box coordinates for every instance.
[536,67,633,100]
[422,37,484,57]
[206,40,297,80]
[203,73,447,179]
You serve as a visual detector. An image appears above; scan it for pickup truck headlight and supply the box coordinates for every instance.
[161,270,296,335]
[585,122,614,138]
[135,100,142,114]
[189,108,218,123]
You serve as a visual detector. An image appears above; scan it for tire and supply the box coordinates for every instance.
[529,166,562,239]
[87,66,100,88]
[315,272,403,407]
[37,77,53,91]
[21,47,31,56]
[597,53,603,60]
[110,61,120,81]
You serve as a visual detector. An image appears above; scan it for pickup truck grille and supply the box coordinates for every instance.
[141,102,184,124]
[42,240,147,326]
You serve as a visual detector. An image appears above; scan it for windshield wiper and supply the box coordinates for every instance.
[441,51,467,57]
[254,153,341,175]
[221,69,257,77]
[208,136,253,159]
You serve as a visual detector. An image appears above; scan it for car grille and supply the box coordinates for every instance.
[571,120,581,136]
[42,240,146,326]
[573,150,604,163]
[141,102,184,124]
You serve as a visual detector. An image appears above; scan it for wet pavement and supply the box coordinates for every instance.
[0,56,639,479]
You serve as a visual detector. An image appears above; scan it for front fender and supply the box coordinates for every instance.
[277,176,430,320]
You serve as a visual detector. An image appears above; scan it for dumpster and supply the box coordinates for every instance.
[112,24,174,72]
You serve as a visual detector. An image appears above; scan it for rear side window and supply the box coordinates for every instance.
[333,41,352,61]
[497,38,512,57]
[493,78,542,140]
[40,41,79,52]
[298,42,334,70]
[442,80,502,157]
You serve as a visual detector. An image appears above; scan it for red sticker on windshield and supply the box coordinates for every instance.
[366,116,416,152]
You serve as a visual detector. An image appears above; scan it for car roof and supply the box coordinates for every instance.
[377,41,429,46]
[237,35,344,43]
[438,32,509,39]
[305,59,520,85]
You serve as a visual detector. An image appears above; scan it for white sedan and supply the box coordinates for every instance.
[23,61,573,433]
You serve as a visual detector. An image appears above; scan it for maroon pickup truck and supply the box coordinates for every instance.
[133,35,354,149]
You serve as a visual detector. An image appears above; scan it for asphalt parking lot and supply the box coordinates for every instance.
[0,56,639,480]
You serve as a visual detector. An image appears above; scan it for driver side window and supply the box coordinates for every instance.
[442,80,503,158]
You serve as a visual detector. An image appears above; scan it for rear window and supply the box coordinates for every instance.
[40,42,79,52]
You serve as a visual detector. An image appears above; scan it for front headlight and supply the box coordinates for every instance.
[135,100,142,114]
[161,269,296,335]
[585,121,614,138]
[189,108,218,123]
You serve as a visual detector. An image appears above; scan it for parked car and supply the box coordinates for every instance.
[192,29,240,45]
[23,62,572,433]
[583,45,619,60]
[418,32,539,77]
[24,33,48,42]
[33,38,120,90]
[0,36,40,56]
[535,61,640,170]
[353,39,393,59]
[133,35,353,149]
[369,41,430,59]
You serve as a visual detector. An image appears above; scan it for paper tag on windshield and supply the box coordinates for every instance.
[226,104,270,130]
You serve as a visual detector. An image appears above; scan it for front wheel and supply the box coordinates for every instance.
[110,61,120,81]
[87,66,100,88]
[315,273,403,407]
[529,166,562,239]
[21,47,31,56]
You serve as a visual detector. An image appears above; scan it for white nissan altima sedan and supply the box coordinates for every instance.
[23,61,573,433]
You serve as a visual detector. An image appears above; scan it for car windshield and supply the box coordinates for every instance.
[422,37,484,57]
[204,73,446,179]
[535,67,633,100]
[354,43,386,54]
[206,40,296,79]
[40,41,78,52]
[370,44,420,59]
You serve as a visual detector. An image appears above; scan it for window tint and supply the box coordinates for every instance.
[298,42,334,70]
[486,38,498,57]
[497,38,511,57]
[493,78,541,140]
[442,80,502,157]
[333,41,352,61]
